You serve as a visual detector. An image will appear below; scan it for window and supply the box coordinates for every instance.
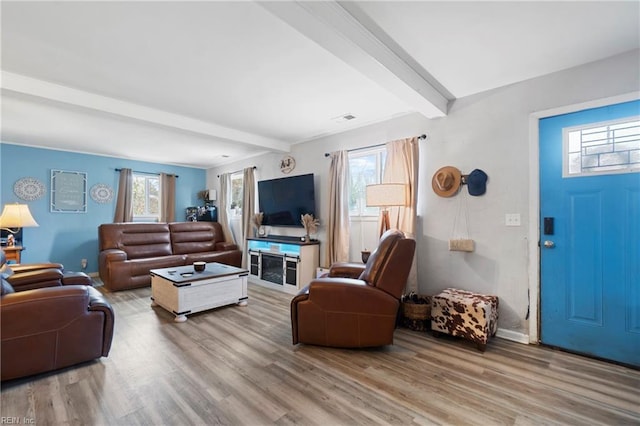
[563,117,640,177]
[133,173,160,221]
[348,147,386,216]
[230,172,243,217]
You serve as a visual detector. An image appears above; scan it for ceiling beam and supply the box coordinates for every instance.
[1,71,291,153]
[260,1,449,118]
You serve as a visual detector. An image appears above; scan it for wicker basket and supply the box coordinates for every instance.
[400,294,431,331]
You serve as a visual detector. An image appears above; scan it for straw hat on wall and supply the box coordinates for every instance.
[432,166,462,197]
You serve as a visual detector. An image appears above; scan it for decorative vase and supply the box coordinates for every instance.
[361,250,371,264]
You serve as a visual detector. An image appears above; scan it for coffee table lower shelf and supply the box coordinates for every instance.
[150,263,248,322]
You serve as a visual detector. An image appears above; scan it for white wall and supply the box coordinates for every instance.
[209,49,640,338]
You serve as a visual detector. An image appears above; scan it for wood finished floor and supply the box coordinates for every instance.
[1,283,639,426]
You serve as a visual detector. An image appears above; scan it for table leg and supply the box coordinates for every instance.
[174,314,188,323]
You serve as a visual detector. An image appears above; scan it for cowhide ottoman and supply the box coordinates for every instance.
[431,288,499,351]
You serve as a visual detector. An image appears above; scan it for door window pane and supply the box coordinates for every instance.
[563,117,640,177]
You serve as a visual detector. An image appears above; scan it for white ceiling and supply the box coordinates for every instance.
[1,1,638,168]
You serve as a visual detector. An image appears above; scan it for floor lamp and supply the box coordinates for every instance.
[366,183,408,237]
[0,203,39,246]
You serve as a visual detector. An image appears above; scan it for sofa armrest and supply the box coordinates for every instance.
[99,249,128,263]
[215,242,238,251]
[302,278,398,314]
[98,249,127,286]
[6,268,64,291]
[0,286,93,338]
[87,286,114,355]
[10,263,64,273]
[328,262,366,279]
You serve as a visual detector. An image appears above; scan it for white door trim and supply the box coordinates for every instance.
[527,91,640,344]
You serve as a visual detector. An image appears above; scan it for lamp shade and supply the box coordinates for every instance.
[0,204,39,228]
[366,184,408,207]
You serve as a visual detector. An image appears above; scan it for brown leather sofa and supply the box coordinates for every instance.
[291,229,416,348]
[1,251,114,381]
[98,221,242,291]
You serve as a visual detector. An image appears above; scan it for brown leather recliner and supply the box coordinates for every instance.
[291,229,416,348]
[0,251,114,381]
[5,258,93,291]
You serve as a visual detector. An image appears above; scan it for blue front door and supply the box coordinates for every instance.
[539,100,640,367]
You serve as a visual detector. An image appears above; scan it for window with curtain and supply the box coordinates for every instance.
[133,173,161,221]
[348,147,386,217]
[230,172,244,217]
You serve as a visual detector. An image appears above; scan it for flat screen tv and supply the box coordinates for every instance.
[258,173,316,227]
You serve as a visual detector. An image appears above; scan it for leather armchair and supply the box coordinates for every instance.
[0,251,114,381]
[291,229,416,348]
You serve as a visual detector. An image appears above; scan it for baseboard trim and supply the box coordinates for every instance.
[496,328,530,344]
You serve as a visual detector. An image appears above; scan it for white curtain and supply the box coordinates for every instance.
[218,173,236,244]
[383,137,419,292]
[113,168,133,222]
[240,167,256,268]
[326,150,350,266]
[160,173,176,222]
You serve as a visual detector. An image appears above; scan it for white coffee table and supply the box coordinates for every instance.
[150,262,248,322]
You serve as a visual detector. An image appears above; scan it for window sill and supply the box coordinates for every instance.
[133,217,160,223]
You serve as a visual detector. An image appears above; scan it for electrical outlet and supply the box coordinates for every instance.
[81,258,88,270]
[505,213,521,227]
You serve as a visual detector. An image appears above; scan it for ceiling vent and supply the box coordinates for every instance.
[332,113,357,123]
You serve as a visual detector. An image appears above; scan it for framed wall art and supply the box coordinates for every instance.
[50,170,87,213]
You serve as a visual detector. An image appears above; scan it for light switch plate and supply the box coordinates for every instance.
[505,213,521,226]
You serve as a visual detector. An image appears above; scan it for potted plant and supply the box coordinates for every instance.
[300,214,319,241]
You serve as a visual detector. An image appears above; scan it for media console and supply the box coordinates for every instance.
[247,236,319,294]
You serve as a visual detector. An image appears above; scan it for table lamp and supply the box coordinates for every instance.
[366,183,407,237]
[0,203,39,246]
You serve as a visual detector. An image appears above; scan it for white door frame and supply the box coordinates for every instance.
[527,91,640,344]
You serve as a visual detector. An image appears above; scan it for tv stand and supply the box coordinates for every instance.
[247,236,319,294]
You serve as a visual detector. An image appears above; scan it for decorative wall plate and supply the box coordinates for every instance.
[13,177,46,201]
[280,155,296,174]
[90,183,114,204]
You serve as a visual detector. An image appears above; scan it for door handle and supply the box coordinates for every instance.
[543,240,555,248]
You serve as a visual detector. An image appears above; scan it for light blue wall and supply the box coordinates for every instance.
[0,143,206,272]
